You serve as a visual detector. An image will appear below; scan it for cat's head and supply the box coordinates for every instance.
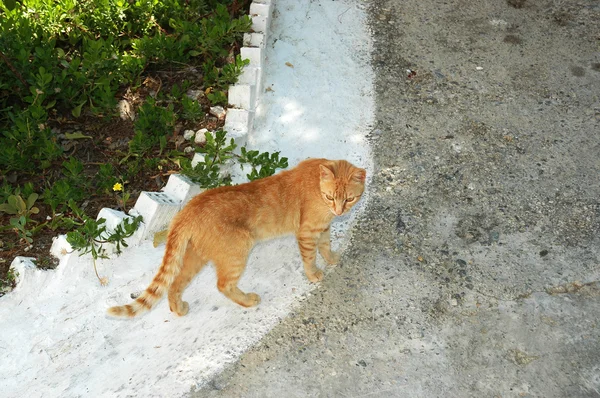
[319,160,366,216]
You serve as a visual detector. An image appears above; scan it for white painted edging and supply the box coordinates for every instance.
[224,0,273,146]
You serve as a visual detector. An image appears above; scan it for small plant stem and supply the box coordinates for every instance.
[0,50,28,88]
[92,256,104,285]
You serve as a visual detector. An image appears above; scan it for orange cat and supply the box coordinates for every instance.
[107,158,366,318]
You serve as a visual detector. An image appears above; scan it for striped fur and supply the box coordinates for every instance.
[107,229,189,317]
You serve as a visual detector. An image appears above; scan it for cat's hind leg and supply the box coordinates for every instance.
[168,245,207,316]
[214,241,261,308]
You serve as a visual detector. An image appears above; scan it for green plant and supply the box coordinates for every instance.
[129,98,176,156]
[180,129,235,188]
[112,181,131,212]
[238,148,289,181]
[179,130,289,187]
[181,95,204,121]
[96,163,118,194]
[203,55,250,90]
[0,193,40,220]
[10,215,33,244]
[66,213,143,285]
[220,55,250,87]
[206,90,228,106]
[33,255,58,270]
[0,268,18,294]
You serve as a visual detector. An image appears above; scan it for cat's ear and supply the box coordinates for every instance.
[352,168,366,183]
[320,164,335,181]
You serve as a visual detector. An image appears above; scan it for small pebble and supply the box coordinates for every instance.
[183,130,195,140]
[195,129,209,145]
[210,106,226,120]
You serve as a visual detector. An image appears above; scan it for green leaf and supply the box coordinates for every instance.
[72,102,85,118]
[0,203,17,215]
[45,99,56,109]
[188,50,201,57]
[9,195,26,213]
[26,193,39,209]
[64,131,92,140]
[2,0,17,11]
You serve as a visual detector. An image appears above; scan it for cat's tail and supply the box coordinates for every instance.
[107,228,189,318]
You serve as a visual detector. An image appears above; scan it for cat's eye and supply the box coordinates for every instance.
[325,194,334,201]
[346,197,355,202]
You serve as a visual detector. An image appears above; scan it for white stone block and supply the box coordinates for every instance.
[11,256,36,278]
[241,47,264,67]
[228,84,257,110]
[162,174,203,205]
[95,207,146,252]
[50,234,73,260]
[251,15,270,33]
[250,2,272,17]
[133,191,181,238]
[224,109,254,139]
[238,66,261,87]
[253,0,272,5]
[97,208,130,235]
[243,32,266,48]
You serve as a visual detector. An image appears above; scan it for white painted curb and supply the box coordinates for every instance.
[225,0,273,140]
[8,0,275,288]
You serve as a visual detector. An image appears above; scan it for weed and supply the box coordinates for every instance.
[129,98,176,156]
[180,130,289,187]
[112,182,132,212]
[181,96,205,121]
[206,90,229,106]
[9,216,33,244]
[0,268,18,295]
[66,211,143,286]
[238,148,289,181]
[0,193,40,220]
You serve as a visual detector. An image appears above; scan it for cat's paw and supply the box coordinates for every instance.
[243,292,261,307]
[174,301,189,316]
[307,269,324,283]
[324,251,341,266]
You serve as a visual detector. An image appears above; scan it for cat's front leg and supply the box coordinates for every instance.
[296,228,323,282]
[317,227,341,265]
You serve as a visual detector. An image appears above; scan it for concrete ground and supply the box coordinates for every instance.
[194,0,600,396]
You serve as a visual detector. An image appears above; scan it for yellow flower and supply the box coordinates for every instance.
[112,182,123,192]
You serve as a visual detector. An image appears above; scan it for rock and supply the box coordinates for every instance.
[209,106,226,120]
[183,130,195,140]
[195,129,209,145]
[186,89,203,100]
[117,100,135,121]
